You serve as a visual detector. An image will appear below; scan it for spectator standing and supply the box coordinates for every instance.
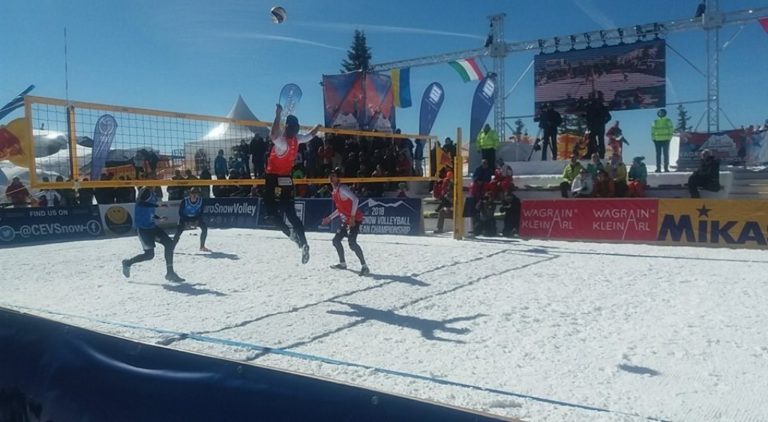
[214,149,228,180]
[585,96,611,159]
[499,191,521,237]
[477,124,500,166]
[651,108,674,173]
[538,103,562,160]
[199,168,212,198]
[250,135,267,178]
[239,139,251,177]
[77,178,94,207]
[472,159,494,199]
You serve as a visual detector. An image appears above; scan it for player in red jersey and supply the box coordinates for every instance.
[321,168,369,276]
[267,104,321,264]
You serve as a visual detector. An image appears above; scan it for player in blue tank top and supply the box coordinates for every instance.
[173,187,210,252]
[122,187,185,282]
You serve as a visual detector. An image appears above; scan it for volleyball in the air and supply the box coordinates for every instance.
[270,6,287,24]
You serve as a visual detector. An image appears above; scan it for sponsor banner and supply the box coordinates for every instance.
[356,197,422,236]
[419,82,444,136]
[90,114,118,180]
[469,76,497,165]
[99,201,179,236]
[0,206,103,247]
[657,199,768,248]
[519,199,659,241]
[202,198,262,229]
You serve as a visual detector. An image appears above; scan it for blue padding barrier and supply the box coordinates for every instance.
[0,307,500,421]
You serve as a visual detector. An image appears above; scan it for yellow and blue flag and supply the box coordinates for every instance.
[391,68,412,108]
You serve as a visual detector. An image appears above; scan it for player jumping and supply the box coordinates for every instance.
[266,104,321,264]
[173,187,210,252]
[122,187,185,282]
[322,168,369,276]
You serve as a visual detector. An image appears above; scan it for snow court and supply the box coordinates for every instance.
[2,229,768,421]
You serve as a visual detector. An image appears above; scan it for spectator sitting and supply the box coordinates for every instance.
[396,182,409,198]
[586,153,604,180]
[492,158,515,199]
[592,169,615,198]
[609,154,628,197]
[571,168,594,197]
[499,191,521,237]
[688,149,721,198]
[560,155,584,198]
[471,159,494,199]
[473,191,497,236]
[434,172,453,234]
[627,156,648,197]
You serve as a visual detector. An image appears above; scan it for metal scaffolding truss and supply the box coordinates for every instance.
[370,4,768,137]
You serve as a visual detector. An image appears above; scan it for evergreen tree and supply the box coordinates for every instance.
[676,104,691,132]
[341,30,372,73]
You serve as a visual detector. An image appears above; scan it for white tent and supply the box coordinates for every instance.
[183,96,269,174]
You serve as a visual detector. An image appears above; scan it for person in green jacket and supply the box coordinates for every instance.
[651,108,674,173]
[477,124,500,167]
[559,155,584,198]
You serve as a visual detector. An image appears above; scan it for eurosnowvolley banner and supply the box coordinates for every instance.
[469,76,497,168]
[419,82,444,136]
[90,114,118,180]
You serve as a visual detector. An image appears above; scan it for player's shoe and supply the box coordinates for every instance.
[200,246,211,252]
[121,260,131,278]
[330,262,347,270]
[165,272,186,282]
[359,265,370,276]
[301,244,310,264]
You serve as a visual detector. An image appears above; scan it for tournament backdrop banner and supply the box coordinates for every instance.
[0,206,103,247]
[519,199,659,241]
[0,308,499,422]
[354,197,422,235]
[677,130,746,169]
[657,199,768,249]
[534,39,666,113]
[468,76,497,170]
[322,72,396,132]
[418,82,445,136]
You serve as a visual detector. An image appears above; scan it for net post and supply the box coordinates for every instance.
[453,127,464,240]
[24,96,39,188]
[67,104,79,181]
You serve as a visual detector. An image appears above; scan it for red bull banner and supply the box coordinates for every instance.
[520,199,659,241]
[657,199,768,248]
[322,71,395,132]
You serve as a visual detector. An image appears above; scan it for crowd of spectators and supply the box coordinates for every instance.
[560,153,647,198]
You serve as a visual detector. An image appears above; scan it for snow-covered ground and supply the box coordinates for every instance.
[2,229,768,421]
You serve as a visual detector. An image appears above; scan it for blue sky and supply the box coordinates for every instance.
[2,0,767,162]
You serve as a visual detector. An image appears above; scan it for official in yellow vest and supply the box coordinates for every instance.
[651,109,674,173]
[477,124,500,167]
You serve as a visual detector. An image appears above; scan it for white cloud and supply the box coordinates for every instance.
[573,0,617,30]
[217,32,346,51]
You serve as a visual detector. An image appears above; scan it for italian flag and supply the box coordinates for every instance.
[449,58,484,82]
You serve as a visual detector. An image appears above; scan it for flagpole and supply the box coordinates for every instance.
[64,26,79,181]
